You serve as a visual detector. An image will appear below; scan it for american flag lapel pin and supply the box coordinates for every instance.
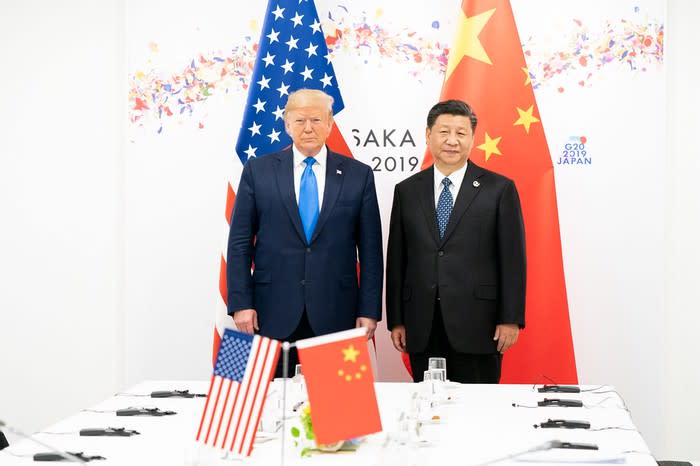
[336,169,342,175]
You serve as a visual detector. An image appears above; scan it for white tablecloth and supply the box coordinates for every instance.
[0,381,656,466]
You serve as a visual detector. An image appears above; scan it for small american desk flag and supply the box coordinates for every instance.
[197,329,280,456]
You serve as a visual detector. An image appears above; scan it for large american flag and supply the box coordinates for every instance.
[234,0,345,164]
[197,329,280,456]
[213,0,353,360]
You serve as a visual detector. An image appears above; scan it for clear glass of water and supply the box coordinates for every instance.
[427,357,446,382]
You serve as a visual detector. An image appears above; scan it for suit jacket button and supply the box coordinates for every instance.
[301,280,306,285]
[438,250,444,256]
[306,248,311,253]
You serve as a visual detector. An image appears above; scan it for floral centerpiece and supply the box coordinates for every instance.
[290,404,360,457]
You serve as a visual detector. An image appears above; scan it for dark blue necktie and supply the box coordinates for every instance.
[299,157,319,243]
[436,177,453,238]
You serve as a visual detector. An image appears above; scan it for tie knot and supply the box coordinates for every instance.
[304,157,316,167]
[442,177,452,188]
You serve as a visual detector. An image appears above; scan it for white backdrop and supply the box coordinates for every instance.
[2,0,699,460]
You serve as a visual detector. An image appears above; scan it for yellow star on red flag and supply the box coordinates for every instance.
[342,344,360,363]
[445,8,497,80]
[476,132,502,161]
[513,104,540,134]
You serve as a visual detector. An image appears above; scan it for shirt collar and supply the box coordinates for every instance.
[434,160,469,190]
[293,144,327,168]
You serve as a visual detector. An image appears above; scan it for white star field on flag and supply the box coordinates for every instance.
[235,0,345,164]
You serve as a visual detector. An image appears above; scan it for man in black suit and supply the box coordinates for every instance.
[386,100,526,383]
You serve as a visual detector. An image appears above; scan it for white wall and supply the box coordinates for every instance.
[1,0,699,461]
[0,0,124,438]
[664,0,700,460]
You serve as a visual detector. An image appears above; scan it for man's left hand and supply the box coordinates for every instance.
[493,324,519,353]
[356,317,377,340]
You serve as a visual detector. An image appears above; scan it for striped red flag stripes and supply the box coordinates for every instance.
[197,330,280,456]
[225,182,236,225]
[213,180,238,366]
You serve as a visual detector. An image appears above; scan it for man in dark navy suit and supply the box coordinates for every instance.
[387,100,526,384]
[227,89,383,377]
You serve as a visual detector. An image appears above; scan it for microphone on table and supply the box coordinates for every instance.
[475,439,600,465]
[0,418,92,462]
[534,419,591,429]
[512,398,584,408]
[473,439,562,466]
[538,385,581,393]
[538,398,583,407]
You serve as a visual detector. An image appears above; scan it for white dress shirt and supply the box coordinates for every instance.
[293,144,327,207]
[434,160,469,207]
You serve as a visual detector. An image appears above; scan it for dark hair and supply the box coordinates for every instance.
[426,99,477,132]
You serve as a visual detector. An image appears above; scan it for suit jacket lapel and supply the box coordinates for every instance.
[310,150,345,243]
[417,166,441,245]
[274,149,307,244]
[440,161,485,245]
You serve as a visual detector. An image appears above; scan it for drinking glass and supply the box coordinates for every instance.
[427,357,446,382]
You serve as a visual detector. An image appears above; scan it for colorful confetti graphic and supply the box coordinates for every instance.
[129,42,257,133]
[128,7,663,133]
[320,7,450,78]
[522,15,663,92]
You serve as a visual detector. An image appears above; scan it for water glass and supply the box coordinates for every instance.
[427,357,447,382]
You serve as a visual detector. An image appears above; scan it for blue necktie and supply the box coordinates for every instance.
[299,157,319,243]
[436,177,453,239]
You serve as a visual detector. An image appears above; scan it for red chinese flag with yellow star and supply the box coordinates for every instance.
[423,0,577,383]
[296,328,382,444]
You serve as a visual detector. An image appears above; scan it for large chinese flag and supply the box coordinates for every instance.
[424,0,577,383]
[296,328,382,444]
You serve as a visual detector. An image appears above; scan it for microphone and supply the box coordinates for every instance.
[116,407,176,416]
[79,428,140,437]
[149,390,205,398]
[473,440,562,466]
[512,398,583,408]
[0,418,89,462]
[538,385,581,393]
[534,419,591,429]
[552,440,599,450]
[537,398,583,407]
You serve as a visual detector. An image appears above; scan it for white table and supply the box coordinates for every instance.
[0,381,657,466]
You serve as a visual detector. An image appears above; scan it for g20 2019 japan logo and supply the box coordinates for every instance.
[557,136,591,165]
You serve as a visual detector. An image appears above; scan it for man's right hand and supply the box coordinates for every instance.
[390,325,407,353]
[233,309,259,335]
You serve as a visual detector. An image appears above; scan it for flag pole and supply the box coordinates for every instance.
[280,341,289,466]
[279,340,300,466]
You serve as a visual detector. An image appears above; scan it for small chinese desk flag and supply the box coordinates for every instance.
[296,328,382,444]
